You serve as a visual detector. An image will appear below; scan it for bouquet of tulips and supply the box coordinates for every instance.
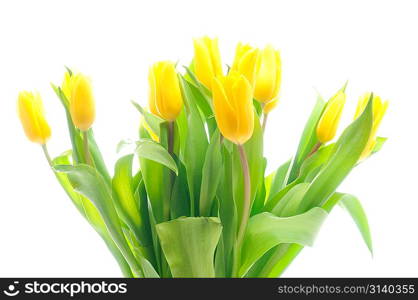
[18,37,388,278]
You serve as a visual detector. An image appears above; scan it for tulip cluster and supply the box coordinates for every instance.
[18,37,388,278]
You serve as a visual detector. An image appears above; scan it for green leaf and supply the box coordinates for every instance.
[179,77,209,216]
[297,98,373,212]
[132,101,164,136]
[156,217,222,277]
[267,159,291,203]
[215,144,237,277]
[170,158,191,219]
[239,207,328,277]
[136,139,178,175]
[371,136,387,156]
[54,164,143,277]
[338,193,373,254]
[113,154,150,245]
[199,130,223,216]
[286,95,326,183]
[271,183,310,217]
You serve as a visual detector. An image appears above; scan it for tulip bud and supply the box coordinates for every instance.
[231,43,260,88]
[70,73,96,131]
[355,93,388,159]
[18,91,51,144]
[263,98,279,114]
[212,72,254,144]
[193,36,223,90]
[316,90,346,143]
[254,45,281,103]
[62,70,74,102]
[148,61,183,122]
[354,92,388,136]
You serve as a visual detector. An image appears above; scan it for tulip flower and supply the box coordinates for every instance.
[254,45,281,103]
[316,90,346,143]
[70,73,96,132]
[212,72,254,145]
[231,43,260,88]
[193,36,223,90]
[17,91,51,144]
[62,70,74,102]
[148,61,183,122]
[354,93,388,159]
[263,99,279,115]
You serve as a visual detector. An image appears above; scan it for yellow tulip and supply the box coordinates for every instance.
[148,61,183,122]
[354,92,388,159]
[254,45,281,103]
[70,73,96,131]
[193,36,223,90]
[316,90,346,143]
[263,98,279,114]
[354,92,389,135]
[231,43,260,88]
[212,72,254,144]
[62,71,74,102]
[18,91,51,144]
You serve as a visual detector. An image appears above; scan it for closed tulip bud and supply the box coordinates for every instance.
[62,71,74,102]
[316,90,346,143]
[70,73,96,131]
[354,92,388,136]
[254,45,281,103]
[231,43,260,88]
[18,91,51,144]
[148,61,183,122]
[193,36,223,90]
[212,72,254,145]
[355,92,388,159]
[263,98,279,114]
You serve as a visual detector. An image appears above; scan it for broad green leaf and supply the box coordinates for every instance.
[239,207,328,277]
[297,98,373,212]
[156,217,222,277]
[170,158,190,219]
[271,183,310,217]
[298,143,335,181]
[267,159,291,203]
[199,130,223,216]
[54,164,143,277]
[287,95,326,183]
[136,139,178,175]
[251,158,267,215]
[113,154,151,248]
[179,77,209,216]
[338,194,373,254]
[215,144,237,277]
[263,179,301,212]
[132,101,164,136]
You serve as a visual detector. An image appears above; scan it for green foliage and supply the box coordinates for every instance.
[39,68,386,278]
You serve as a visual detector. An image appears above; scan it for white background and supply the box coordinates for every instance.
[1,0,417,277]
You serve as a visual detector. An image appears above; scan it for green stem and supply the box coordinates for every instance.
[165,121,175,221]
[306,141,322,158]
[83,130,93,166]
[41,144,53,167]
[262,113,268,132]
[232,144,251,277]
